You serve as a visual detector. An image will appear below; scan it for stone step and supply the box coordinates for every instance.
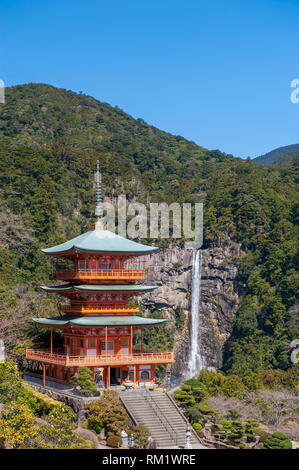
[120,391,202,448]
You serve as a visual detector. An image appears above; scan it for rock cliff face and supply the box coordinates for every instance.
[141,243,244,381]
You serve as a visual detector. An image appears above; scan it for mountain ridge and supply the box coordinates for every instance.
[253,144,299,167]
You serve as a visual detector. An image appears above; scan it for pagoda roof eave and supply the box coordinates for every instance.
[41,284,158,294]
[32,315,167,328]
[42,229,158,256]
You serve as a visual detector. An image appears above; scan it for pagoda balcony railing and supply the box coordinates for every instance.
[55,268,145,282]
[59,303,139,314]
[26,349,175,367]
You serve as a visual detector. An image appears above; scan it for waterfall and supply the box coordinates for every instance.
[188,249,203,378]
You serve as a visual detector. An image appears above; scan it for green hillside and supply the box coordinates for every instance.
[272,151,299,168]
[253,144,299,167]
[0,83,298,378]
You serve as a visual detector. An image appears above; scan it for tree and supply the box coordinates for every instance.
[218,420,245,446]
[243,418,260,442]
[231,296,258,338]
[70,367,98,396]
[224,409,242,420]
[173,386,196,409]
[263,431,292,449]
[131,425,151,448]
[87,391,129,435]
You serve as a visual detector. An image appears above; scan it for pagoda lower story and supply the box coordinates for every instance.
[26,316,174,388]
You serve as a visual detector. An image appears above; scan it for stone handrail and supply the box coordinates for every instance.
[142,388,179,445]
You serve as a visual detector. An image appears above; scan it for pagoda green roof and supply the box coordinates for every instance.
[32,315,166,327]
[41,284,158,293]
[42,229,158,256]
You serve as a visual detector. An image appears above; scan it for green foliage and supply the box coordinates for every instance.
[87,390,129,435]
[131,425,151,448]
[174,306,185,330]
[193,421,203,433]
[0,360,25,404]
[224,409,242,420]
[0,376,88,449]
[255,428,270,443]
[197,369,226,395]
[0,403,39,448]
[70,367,98,396]
[231,296,258,338]
[0,360,75,420]
[263,431,292,449]
[243,419,260,442]
[84,414,104,434]
[174,386,196,409]
[218,420,245,446]
[106,434,122,448]
[174,376,219,424]
[220,375,246,397]
[196,401,219,416]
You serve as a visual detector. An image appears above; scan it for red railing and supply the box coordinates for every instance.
[26,349,174,367]
[59,303,139,315]
[55,269,145,281]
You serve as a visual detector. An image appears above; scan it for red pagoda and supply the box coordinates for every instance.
[26,162,174,388]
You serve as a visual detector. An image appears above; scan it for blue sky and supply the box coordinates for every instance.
[1,0,298,158]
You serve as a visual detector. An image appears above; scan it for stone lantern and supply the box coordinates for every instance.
[185,422,193,449]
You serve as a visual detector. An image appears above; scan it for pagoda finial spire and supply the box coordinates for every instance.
[94,160,104,230]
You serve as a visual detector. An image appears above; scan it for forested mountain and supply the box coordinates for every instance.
[0,83,298,378]
[253,144,299,167]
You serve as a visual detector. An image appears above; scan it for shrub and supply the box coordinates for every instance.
[131,425,150,448]
[87,391,129,435]
[218,420,245,446]
[0,361,74,421]
[255,429,270,444]
[0,403,38,448]
[0,360,24,404]
[22,382,74,420]
[263,432,292,449]
[197,401,219,417]
[107,434,122,448]
[224,409,242,420]
[193,422,203,433]
[184,405,204,423]
[173,387,196,409]
[221,375,245,397]
[197,369,226,395]
[85,414,104,434]
[244,419,260,442]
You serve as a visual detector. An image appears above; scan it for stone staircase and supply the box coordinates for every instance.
[120,390,205,448]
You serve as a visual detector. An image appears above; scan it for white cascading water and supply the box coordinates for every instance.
[188,249,203,377]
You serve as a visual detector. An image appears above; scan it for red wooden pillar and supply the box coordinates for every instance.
[151,365,154,385]
[105,326,108,359]
[50,328,53,358]
[107,365,110,390]
[133,365,136,390]
[43,364,46,386]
